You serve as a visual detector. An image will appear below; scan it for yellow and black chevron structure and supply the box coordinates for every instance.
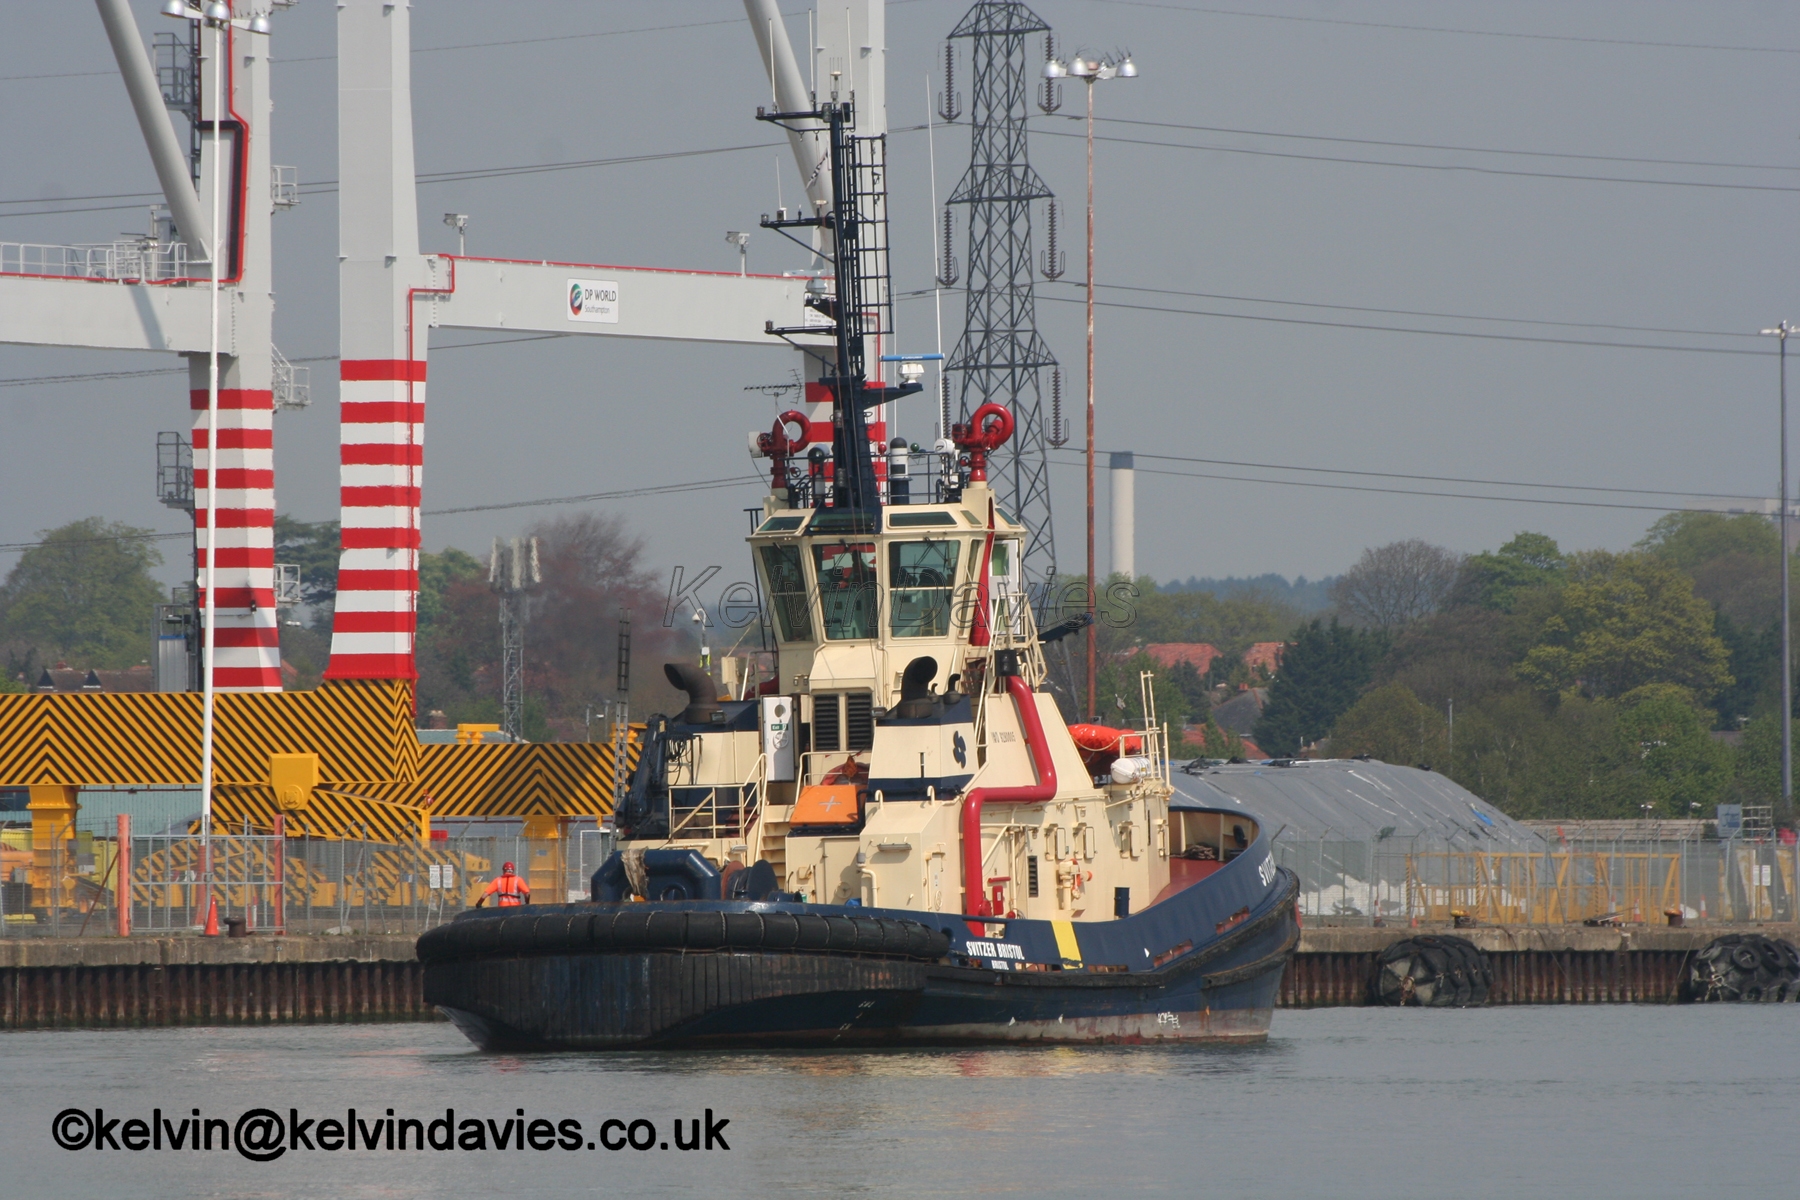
[0,681,637,843]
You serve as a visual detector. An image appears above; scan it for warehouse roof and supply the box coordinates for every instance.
[1171,757,1545,849]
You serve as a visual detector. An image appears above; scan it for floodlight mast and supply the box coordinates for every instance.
[160,0,273,926]
[1761,320,1797,819]
[1043,47,1137,719]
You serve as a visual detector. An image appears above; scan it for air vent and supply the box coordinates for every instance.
[812,693,841,753]
[845,691,874,751]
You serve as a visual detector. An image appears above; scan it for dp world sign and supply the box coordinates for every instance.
[566,278,619,323]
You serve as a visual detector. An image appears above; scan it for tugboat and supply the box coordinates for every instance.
[417,97,1299,1050]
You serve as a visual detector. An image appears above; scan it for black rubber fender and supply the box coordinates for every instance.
[822,916,860,953]
[683,911,728,950]
[1684,934,1800,1002]
[1371,935,1490,1007]
[757,911,802,950]
[418,904,952,964]
[792,913,832,951]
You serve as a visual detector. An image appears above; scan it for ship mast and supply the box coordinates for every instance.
[759,100,920,512]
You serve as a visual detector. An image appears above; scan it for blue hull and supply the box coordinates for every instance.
[420,839,1298,1051]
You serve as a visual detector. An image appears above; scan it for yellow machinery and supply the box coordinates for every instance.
[0,680,636,915]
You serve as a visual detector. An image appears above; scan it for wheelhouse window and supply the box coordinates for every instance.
[758,543,813,642]
[889,539,960,638]
[813,541,878,640]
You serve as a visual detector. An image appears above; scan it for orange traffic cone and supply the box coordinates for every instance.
[203,893,220,937]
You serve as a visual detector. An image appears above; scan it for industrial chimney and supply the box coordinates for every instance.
[1109,450,1135,580]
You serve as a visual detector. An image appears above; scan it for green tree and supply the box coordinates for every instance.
[1612,684,1734,816]
[1710,612,1778,728]
[1178,713,1244,760]
[1094,649,1190,730]
[1329,681,1447,767]
[417,547,485,633]
[0,518,166,669]
[1728,713,1794,825]
[1132,581,1298,655]
[273,515,341,607]
[1636,511,1778,569]
[1637,511,1785,629]
[1516,551,1732,701]
[1253,619,1388,755]
[1452,531,1566,612]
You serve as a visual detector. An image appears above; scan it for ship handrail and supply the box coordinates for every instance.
[658,756,767,845]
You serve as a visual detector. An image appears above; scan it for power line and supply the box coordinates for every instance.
[0,529,187,554]
[0,472,758,556]
[1054,282,1758,342]
[1029,126,1800,194]
[1054,446,1765,502]
[424,476,764,518]
[903,283,1757,344]
[1078,0,1800,55]
[0,8,830,84]
[1050,457,1749,516]
[1031,292,1767,356]
[1066,115,1800,174]
[0,141,788,220]
[0,332,569,390]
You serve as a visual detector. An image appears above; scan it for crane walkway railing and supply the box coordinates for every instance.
[1,239,191,282]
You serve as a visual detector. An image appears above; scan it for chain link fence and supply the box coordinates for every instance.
[1275,833,1799,925]
[1,824,615,938]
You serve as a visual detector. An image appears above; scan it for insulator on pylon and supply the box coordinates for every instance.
[937,44,962,122]
[1041,199,1066,280]
[936,208,958,287]
[1048,367,1069,447]
[1039,33,1063,114]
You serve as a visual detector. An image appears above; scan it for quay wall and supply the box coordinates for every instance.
[2,925,1794,1028]
[1275,925,1795,1008]
[0,935,432,1029]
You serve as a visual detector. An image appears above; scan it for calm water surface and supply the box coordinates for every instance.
[2,1007,1794,1198]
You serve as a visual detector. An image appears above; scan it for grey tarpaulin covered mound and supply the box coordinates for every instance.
[1682,934,1800,1002]
[1174,759,1542,848]
[1371,935,1492,1007]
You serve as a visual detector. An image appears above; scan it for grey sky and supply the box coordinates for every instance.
[1,0,1796,605]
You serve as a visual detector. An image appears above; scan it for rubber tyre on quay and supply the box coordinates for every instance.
[1683,933,1800,1003]
[1371,935,1492,1008]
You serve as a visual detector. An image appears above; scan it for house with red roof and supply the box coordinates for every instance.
[1143,643,1223,674]
[1178,722,1270,761]
[1242,642,1284,675]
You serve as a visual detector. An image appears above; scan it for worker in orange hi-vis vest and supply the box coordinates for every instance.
[477,862,531,908]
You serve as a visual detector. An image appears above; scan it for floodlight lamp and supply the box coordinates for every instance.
[249,14,271,33]
[1117,56,1138,78]
[203,1,231,21]
[1070,57,1098,78]
[805,276,829,296]
[1042,58,1067,80]
[161,0,193,16]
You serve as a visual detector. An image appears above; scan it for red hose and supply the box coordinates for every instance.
[961,673,1058,917]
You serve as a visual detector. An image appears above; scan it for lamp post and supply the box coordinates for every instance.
[725,230,751,275]
[1045,50,1135,720]
[443,212,469,256]
[162,0,268,925]
[1762,320,1797,817]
